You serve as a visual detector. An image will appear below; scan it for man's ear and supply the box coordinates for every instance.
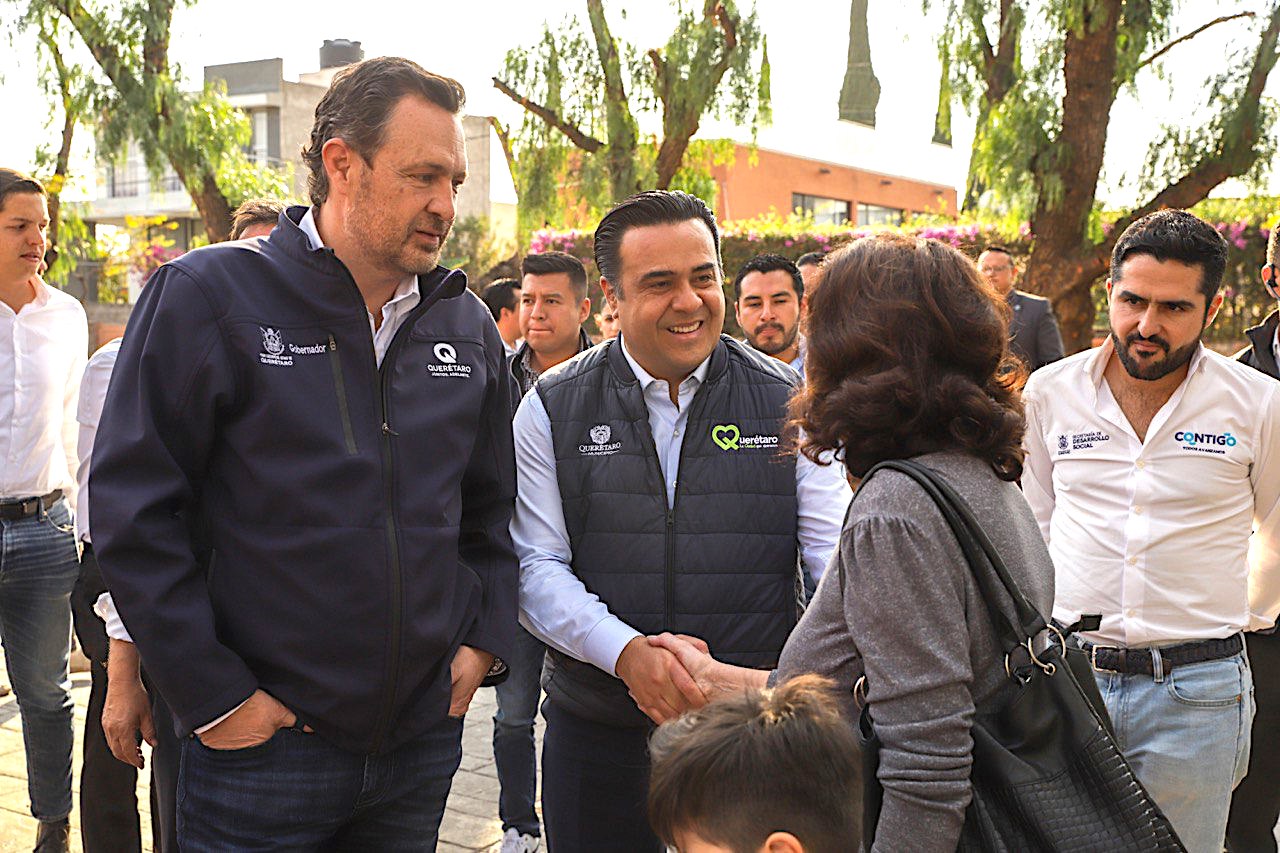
[761,831,805,853]
[601,276,619,308]
[1205,290,1225,327]
[1105,278,1114,303]
[577,297,592,325]
[321,137,358,198]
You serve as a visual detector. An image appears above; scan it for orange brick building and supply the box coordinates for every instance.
[711,144,957,226]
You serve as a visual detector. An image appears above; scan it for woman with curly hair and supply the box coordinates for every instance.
[649,233,1056,852]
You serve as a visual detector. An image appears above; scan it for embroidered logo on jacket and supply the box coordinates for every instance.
[427,342,472,378]
[259,327,293,366]
[711,423,778,452]
[579,424,622,456]
[1055,431,1110,455]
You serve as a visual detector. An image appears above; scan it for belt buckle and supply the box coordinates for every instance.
[1090,644,1122,674]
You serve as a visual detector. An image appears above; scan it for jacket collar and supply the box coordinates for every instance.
[273,205,466,299]
[1243,310,1280,375]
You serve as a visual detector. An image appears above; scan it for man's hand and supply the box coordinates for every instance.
[198,689,295,750]
[102,640,155,769]
[615,636,707,724]
[647,633,769,699]
[449,645,494,718]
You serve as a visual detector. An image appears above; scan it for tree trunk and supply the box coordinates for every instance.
[839,0,880,126]
[1021,0,1121,348]
[586,0,639,200]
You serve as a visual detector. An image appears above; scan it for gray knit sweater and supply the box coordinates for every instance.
[773,451,1055,852]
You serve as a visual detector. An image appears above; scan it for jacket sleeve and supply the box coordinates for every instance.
[458,323,519,664]
[1036,301,1066,368]
[90,264,259,734]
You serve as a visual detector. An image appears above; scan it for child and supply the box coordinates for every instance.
[647,674,862,853]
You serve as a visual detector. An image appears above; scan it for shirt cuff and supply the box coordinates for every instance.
[582,617,642,676]
[93,592,134,643]
[194,700,249,734]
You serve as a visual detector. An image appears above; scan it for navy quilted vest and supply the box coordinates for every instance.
[536,335,801,726]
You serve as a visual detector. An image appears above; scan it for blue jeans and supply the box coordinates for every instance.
[0,498,78,822]
[493,625,545,836]
[1094,649,1254,853]
[178,716,463,851]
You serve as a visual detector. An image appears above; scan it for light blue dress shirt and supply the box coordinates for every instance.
[511,337,852,677]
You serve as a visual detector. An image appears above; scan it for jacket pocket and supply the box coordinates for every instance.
[327,334,359,456]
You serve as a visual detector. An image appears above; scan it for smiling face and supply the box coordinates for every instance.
[601,218,724,384]
[736,269,803,359]
[1107,253,1222,381]
[338,95,467,279]
[0,192,49,285]
[519,271,590,366]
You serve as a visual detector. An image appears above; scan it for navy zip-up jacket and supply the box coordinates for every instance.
[90,207,518,754]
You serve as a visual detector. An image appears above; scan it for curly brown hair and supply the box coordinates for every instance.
[790,233,1027,481]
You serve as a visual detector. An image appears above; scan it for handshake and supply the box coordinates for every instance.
[615,632,743,723]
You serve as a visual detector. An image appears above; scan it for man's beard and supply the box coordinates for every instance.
[750,321,798,357]
[348,181,450,277]
[1111,328,1200,381]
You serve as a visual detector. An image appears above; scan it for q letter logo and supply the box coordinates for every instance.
[434,343,458,364]
[712,424,741,451]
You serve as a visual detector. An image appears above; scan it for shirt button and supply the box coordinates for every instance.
[1133,506,1143,515]
[1125,608,1136,617]
[1127,557,1138,565]
[1135,460,1146,469]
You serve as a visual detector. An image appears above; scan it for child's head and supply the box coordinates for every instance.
[647,674,862,853]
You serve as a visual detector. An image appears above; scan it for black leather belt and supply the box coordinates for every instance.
[1079,633,1244,676]
[0,490,62,521]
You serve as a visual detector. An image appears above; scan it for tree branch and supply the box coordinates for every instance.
[1139,12,1255,69]
[488,116,518,188]
[491,77,605,152]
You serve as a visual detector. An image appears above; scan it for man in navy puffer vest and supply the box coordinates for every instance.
[512,191,850,852]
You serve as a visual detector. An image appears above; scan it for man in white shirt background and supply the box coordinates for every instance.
[0,168,88,853]
[1022,209,1280,853]
[1226,227,1280,852]
[733,253,807,381]
[512,191,851,851]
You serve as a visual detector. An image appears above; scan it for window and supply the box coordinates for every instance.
[792,193,851,226]
[857,203,904,226]
[250,110,270,165]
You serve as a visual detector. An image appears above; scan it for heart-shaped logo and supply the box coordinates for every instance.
[711,423,740,451]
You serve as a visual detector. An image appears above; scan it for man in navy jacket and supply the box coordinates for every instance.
[90,57,518,849]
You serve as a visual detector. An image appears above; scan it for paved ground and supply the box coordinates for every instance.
[0,657,535,852]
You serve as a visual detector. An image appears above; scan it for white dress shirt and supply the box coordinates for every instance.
[0,278,87,503]
[297,208,419,363]
[512,336,852,676]
[1023,339,1280,645]
[75,338,121,543]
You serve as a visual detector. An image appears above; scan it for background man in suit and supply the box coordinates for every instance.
[978,245,1065,370]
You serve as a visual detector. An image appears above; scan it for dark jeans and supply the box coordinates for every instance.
[540,702,661,853]
[72,547,141,852]
[0,499,78,822]
[177,715,463,851]
[1228,631,1280,852]
[493,625,545,837]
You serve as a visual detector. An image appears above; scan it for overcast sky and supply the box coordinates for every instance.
[0,1,1271,208]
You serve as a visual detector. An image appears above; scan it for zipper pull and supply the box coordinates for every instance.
[666,510,674,527]
[382,422,399,437]
[328,335,337,352]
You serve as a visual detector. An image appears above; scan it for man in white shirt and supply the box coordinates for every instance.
[1023,209,1280,853]
[0,168,87,853]
[733,253,807,381]
[512,191,850,851]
